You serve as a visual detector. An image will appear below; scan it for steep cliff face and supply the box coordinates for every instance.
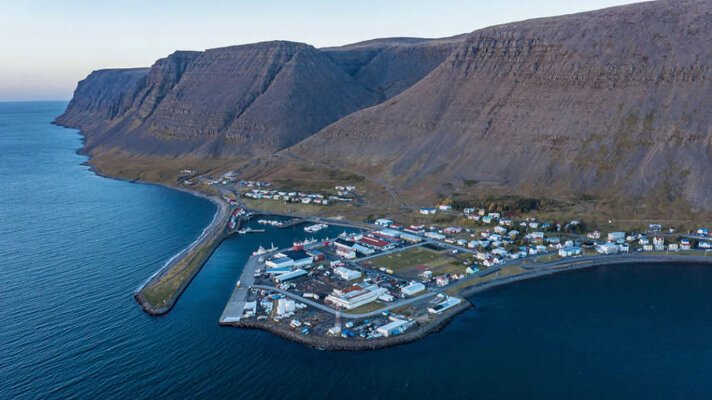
[55,67,149,131]
[289,0,712,210]
[56,41,381,158]
[323,35,465,99]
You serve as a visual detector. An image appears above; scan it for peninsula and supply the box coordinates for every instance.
[54,0,712,349]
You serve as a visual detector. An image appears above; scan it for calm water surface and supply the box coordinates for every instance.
[2,102,712,399]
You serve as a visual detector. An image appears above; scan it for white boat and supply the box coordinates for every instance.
[304,223,328,233]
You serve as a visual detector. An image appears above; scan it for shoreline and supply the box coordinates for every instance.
[223,254,712,351]
[457,254,712,299]
[56,124,712,350]
[224,301,473,351]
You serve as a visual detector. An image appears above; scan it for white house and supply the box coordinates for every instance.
[596,242,618,254]
[607,232,626,243]
[559,246,582,258]
[374,219,393,227]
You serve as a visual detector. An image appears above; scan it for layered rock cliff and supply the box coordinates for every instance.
[288,0,712,210]
[56,38,461,160]
[57,0,712,212]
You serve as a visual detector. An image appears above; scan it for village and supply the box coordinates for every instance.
[219,197,712,347]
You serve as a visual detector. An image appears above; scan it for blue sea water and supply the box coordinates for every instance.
[2,101,712,399]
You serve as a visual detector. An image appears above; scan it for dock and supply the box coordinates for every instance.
[219,251,272,324]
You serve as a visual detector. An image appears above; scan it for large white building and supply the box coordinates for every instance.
[325,284,387,310]
[401,282,426,296]
[334,266,362,281]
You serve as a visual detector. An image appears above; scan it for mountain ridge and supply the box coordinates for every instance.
[56,0,712,214]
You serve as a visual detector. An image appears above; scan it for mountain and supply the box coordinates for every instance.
[322,35,465,99]
[286,0,712,211]
[56,37,462,161]
[57,0,712,214]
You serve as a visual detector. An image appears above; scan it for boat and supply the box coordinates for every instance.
[257,219,281,226]
[304,223,328,233]
[252,243,277,256]
[238,228,266,234]
[252,245,267,256]
[293,238,317,249]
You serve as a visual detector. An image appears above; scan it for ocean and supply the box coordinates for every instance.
[2,101,712,399]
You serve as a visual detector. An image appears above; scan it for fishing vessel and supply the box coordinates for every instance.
[252,243,278,256]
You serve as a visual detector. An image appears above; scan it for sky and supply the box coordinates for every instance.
[0,0,643,101]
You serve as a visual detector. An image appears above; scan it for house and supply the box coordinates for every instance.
[325,284,387,310]
[401,282,426,296]
[639,236,650,245]
[668,243,679,252]
[699,242,712,249]
[653,236,665,251]
[680,239,691,250]
[419,208,437,215]
[438,204,452,211]
[482,215,494,224]
[530,232,545,242]
[435,276,450,287]
[596,242,618,254]
[494,226,508,235]
[698,228,710,236]
[607,232,626,243]
[334,266,362,281]
[374,218,393,227]
[443,226,463,235]
[492,248,508,258]
[643,244,654,251]
[587,230,601,239]
[558,246,582,258]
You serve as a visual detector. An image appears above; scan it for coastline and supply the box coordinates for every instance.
[457,254,712,299]
[79,157,231,316]
[56,124,712,350]
[225,300,473,351]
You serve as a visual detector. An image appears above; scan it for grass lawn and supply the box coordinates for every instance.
[520,253,563,264]
[370,246,459,272]
[243,198,353,217]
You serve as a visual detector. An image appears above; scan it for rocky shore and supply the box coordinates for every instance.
[224,300,473,351]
